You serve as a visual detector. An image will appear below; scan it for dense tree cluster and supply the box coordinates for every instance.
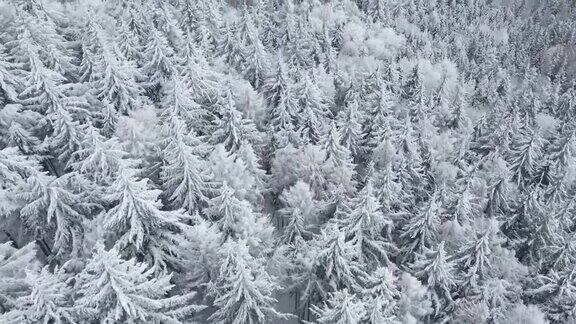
[1,0,576,322]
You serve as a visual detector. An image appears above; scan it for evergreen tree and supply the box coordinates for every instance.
[205,182,271,244]
[19,172,89,259]
[337,100,364,159]
[361,267,400,324]
[75,242,204,323]
[278,180,317,244]
[312,289,366,324]
[337,181,396,266]
[296,74,331,144]
[212,90,261,152]
[140,28,175,98]
[103,166,188,271]
[94,49,144,114]
[160,116,211,213]
[0,266,76,324]
[208,240,286,324]
[412,241,457,316]
[0,242,38,312]
[401,192,442,259]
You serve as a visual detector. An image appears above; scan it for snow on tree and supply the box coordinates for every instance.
[396,271,432,323]
[336,100,364,159]
[75,242,204,323]
[263,52,293,108]
[160,75,211,134]
[278,180,317,244]
[18,172,90,259]
[94,48,144,114]
[295,73,331,144]
[68,123,125,184]
[211,90,261,152]
[207,239,286,324]
[140,28,176,98]
[0,266,77,323]
[242,28,270,90]
[204,182,272,246]
[308,223,368,294]
[208,144,260,203]
[217,21,244,69]
[322,123,357,195]
[116,17,142,63]
[412,241,457,316]
[159,116,211,213]
[507,121,546,188]
[337,181,396,266]
[401,191,442,259]
[236,141,267,195]
[42,108,85,165]
[103,166,188,271]
[0,44,23,104]
[454,218,502,293]
[361,267,400,324]
[312,289,366,324]
[0,242,38,312]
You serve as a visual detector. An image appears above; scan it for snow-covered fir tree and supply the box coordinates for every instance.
[0,0,574,322]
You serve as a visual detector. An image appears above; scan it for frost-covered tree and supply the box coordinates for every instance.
[94,49,144,114]
[68,124,125,184]
[211,90,261,152]
[159,116,211,213]
[278,180,317,244]
[160,75,211,134]
[19,172,89,259]
[205,182,272,245]
[75,242,204,323]
[337,181,396,266]
[0,242,38,312]
[412,241,457,316]
[103,166,188,271]
[296,74,331,144]
[208,239,286,324]
[337,100,364,159]
[140,28,175,97]
[401,192,442,259]
[312,289,366,324]
[0,44,23,104]
[0,266,76,324]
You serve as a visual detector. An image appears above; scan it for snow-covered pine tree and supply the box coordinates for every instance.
[208,239,287,324]
[296,73,331,144]
[337,181,396,266]
[310,223,368,294]
[312,289,366,324]
[0,266,76,323]
[160,75,211,135]
[0,242,38,312]
[205,182,272,245]
[18,172,89,259]
[278,180,317,244]
[94,48,144,114]
[337,100,365,160]
[140,28,175,100]
[68,123,125,185]
[159,116,211,214]
[412,241,457,317]
[103,166,188,271]
[75,242,204,323]
[0,44,23,104]
[401,191,442,260]
[361,267,400,324]
[211,90,261,152]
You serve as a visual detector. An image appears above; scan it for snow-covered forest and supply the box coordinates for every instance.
[1,0,576,322]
